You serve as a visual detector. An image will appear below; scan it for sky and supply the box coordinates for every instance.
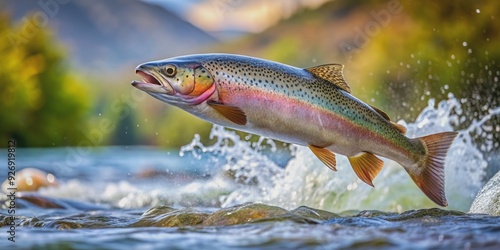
[144,0,330,33]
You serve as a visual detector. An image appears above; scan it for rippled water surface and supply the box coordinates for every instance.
[1,96,499,249]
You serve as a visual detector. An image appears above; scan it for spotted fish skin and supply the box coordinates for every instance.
[132,53,458,206]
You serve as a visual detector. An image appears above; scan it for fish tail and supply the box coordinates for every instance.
[407,131,458,206]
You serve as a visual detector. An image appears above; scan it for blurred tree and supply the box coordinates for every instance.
[0,13,90,147]
[352,1,500,155]
[357,1,499,121]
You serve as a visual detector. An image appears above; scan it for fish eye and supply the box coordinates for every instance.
[165,65,176,77]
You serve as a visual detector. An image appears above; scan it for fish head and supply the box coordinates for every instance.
[132,59,215,105]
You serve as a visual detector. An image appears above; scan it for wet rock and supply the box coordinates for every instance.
[470,171,500,215]
[18,194,65,209]
[134,205,208,227]
[203,203,290,226]
[140,205,177,217]
[383,208,465,221]
[291,206,341,221]
[44,220,83,230]
[7,193,109,210]
[1,168,58,192]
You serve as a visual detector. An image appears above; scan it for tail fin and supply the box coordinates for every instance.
[408,131,459,206]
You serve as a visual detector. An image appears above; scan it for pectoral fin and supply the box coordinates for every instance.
[308,145,337,171]
[207,100,247,125]
[348,152,384,187]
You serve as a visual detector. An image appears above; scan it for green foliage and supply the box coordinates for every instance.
[214,0,499,127]
[358,1,500,121]
[0,13,90,147]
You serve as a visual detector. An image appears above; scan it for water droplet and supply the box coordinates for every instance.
[47,174,55,183]
[26,177,33,186]
[98,113,102,116]
[462,41,468,47]
[438,234,444,241]
[476,9,480,14]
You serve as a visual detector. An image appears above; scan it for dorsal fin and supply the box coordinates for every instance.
[369,105,407,134]
[306,64,351,93]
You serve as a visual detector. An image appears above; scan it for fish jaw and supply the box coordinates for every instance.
[132,60,217,106]
[132,64,175,95]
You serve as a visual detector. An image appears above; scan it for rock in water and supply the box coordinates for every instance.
[469,171,500,215]
[203,203,290,226]
[1,168,58,192]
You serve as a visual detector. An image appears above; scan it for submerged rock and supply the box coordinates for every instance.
[291,206,341,221]
[134,205,208,227]
[203,203,291,226]
[134,203,336,228]
[469,171,500,215]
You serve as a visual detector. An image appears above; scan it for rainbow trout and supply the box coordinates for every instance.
[132,53,458,206]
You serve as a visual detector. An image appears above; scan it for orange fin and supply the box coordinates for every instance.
[390,121,407,134]
[207,100,247,125]
[308,145,337,171]
[369,105,407,134]
[408,131,458,207]
[305,64,351,93]
[348,152,384,187]
[369,105,391,120]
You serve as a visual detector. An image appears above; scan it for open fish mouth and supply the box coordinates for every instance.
[134,70,161,86]
[132,68,174,94]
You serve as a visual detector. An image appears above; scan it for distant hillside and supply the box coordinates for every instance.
[3,0,218,74]
[207,0,373,66]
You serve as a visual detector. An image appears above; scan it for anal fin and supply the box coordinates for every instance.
[348,152,384,187]
[207,100,247,125]
[308,145,337,171]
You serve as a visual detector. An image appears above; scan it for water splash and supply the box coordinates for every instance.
[180,125,284,206]
[33,95,498,212]
[180,94,499,212]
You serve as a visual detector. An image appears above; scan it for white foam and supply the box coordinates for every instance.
[180,94,497,212]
